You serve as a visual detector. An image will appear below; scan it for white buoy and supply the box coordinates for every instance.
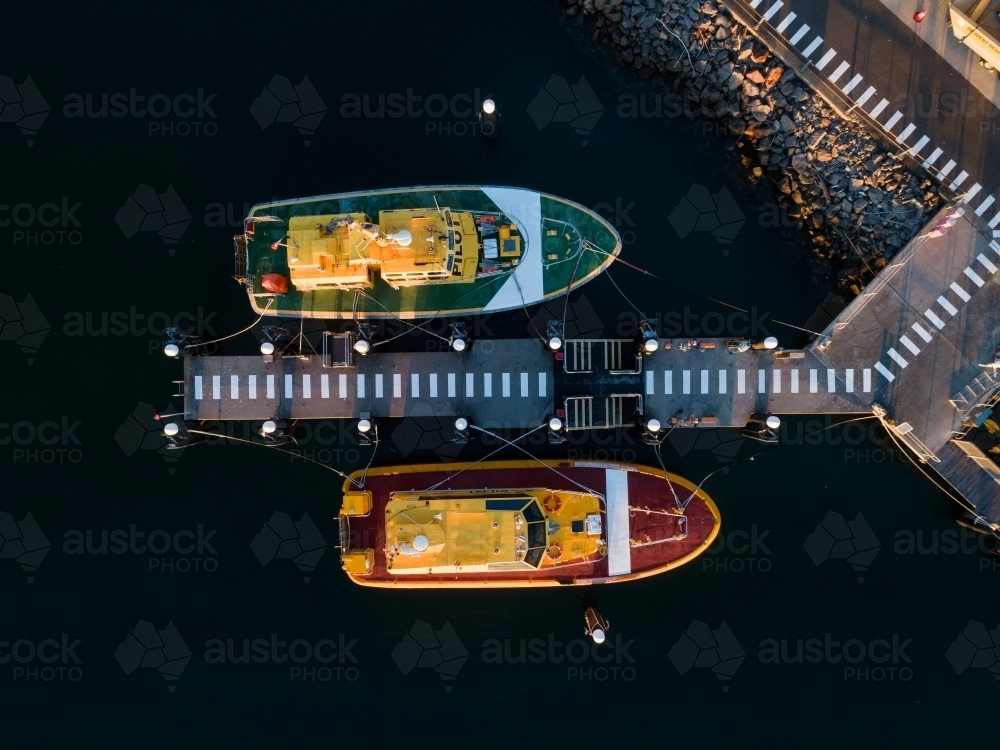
[358,419,372,433]
[455,417,468,431]
[412,534,429,552]
[354,339,371,355]
[164,343,180,358]
[451,337,467,352]
[260,341,275,355]
[765,415,781,430]
[764,337,778,350]
[163,423,180,436]
[591,628,606,644]
[262,420,277,434]
[647,418,661,433]
[482,99,496,114]
[548,336,563,351]
[388,229,413,246]
[643,338,659,353]
[549,417,563,432]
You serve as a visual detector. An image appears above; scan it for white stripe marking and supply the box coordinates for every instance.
[538,372,546,397]
[863,369,871,392]
[846,369,854,392]
[828,61,850,83]
[827,369,836,393]
[887,348,908,368]
[213,375,221,400]
[466,373,474,398]
[267,374,275,399]
[665,370,672,394]
[773,369,782,393]
[884,111,903,131]
[249,374,257,400]
[964,267,985,287]
[910,135,930,154]
[963,183,983,203]
[520,372,528,397]
[949,171,968,190]
[284,374,292,399]
[762,1,783,22]
[502,372,510,398]
[646,370,654,395]
[810,369,818,393]
[911,322,933,343]
[789,24,811,46]
[231,375,239,399]
[949,282,971,302]
[976,195,996,216]
[758,369,766,394]
[896,123,916,143]
[842,73,863,94]
[802,36,824,58]
[816,49,838,71]
[357,374,365,399]
[719,370,727,394]
[448,373,456,398]
[411,373,419,398]
[791,369,799,393]
[855,86,876,106]
[978,254,998,274]
[376,374,384,398]
[484,373,492,398]
[683,370,691,395]
[937,296,958,316]
[393,373,402,398]
[776,11,797,32]
[340,373,347,399]
[922,147,943,169]
[875,362,895,382]
[700,369,709,395]
[925,309,946,329]
[195,375,203,400]
[869,98,889,119]
[738,369,746,394]
[321,373,330,399]
[605,470,632,577]
[750,0,763,7]
[990,212,1000,229]
[899,335,921,355]
[939,160,957,178]
[302,374,311,399]
[430,373,438,398]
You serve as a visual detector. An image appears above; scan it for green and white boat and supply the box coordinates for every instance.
[233,186,621,319]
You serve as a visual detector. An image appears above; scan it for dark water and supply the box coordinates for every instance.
[3,1,997,746]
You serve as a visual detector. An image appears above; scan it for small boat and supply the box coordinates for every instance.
[233,186,621,319]
[338,460,721,588]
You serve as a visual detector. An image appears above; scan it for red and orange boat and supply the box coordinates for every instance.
[337,460,721,587]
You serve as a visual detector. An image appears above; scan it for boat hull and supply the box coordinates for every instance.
[338,460,721,588]
[240,186,621,319]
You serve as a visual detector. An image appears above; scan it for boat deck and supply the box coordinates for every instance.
[341,463,719,586]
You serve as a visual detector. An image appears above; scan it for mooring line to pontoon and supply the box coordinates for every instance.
[185,298,275,349]
[420,424,548,492]
[583,245,826,339]
[183,428,377,488]
[468,425,605,501]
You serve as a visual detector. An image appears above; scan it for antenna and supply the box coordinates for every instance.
[433,196,444,218]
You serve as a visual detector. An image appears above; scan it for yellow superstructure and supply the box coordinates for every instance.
[284,206,517,292]
[383,489,604,576]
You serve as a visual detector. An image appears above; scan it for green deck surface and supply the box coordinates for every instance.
[242,186,621,319]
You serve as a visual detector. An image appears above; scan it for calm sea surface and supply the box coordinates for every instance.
[2,1,996,746]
